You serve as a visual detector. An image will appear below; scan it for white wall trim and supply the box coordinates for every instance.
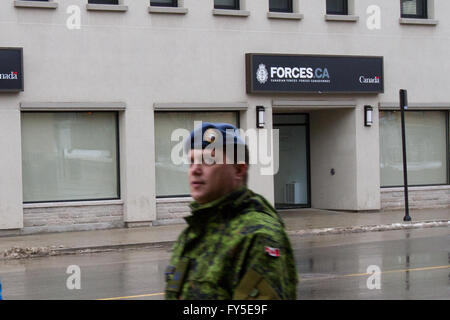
[399,18,438,25]
[14,0,58,9]
[273,99,357,107]
[86,4,128,12]
[23,199,124,209]
[20,101,127,111]
[212,9,250,17]
[325,14,359,22]
[153,102,248,111]
[381,185,450,193]
[379,102,450,110]
[156,197,193,204]
[148,6,188,14]
[267,12,303,20]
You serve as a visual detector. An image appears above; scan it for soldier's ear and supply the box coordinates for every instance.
[234,164,248,182]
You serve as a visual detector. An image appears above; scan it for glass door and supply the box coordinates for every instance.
[273,114,310,209]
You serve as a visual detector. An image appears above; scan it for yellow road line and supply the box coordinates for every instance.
[343,265,450,277]
[98,265,450,299]
[98,292,164,300]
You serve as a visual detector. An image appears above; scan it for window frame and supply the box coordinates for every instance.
[21,111,121,204]
[88,0,119,4]
[214,0,240,10]
[150,0,178,7]
[379,109,450,188]
[154,110,240,198]
[269,0,293,13]
[326,0,348,15]
[401,0,428,19]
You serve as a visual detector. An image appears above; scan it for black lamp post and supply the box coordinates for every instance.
[400,89,411,222]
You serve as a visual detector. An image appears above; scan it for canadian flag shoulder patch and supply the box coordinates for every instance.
[264,246,280,258]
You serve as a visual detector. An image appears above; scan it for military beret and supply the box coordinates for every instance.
[183,122,246,153]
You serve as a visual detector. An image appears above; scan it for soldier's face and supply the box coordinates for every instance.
[188,149,246,204]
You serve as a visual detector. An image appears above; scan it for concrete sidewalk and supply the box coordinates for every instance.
[1,207,448,259]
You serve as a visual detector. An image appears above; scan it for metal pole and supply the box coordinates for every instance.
[400,89,411,222]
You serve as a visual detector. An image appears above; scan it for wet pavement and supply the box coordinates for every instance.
[0,207,448,259]
[0,227,448,300]
[294,227,449,299]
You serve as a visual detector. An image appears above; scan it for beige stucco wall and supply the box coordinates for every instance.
[0,102,23,229]
[0,0,448,230]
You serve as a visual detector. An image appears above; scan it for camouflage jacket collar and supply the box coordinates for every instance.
[186,186,252,227]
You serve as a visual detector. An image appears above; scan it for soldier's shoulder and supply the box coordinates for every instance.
[238,193,282,224]
[231,205,286,241]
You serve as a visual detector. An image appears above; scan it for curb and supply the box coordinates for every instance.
[0,241,174,261]
[286,220,450,237]
[1,220,448,260]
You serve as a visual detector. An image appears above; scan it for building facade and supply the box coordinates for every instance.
[0,0,448,234]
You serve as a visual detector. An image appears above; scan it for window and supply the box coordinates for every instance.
[154,111,239,197]
[401,0,427,18]
[379,110,449,187]
[21,112,119,203]
[150,0,177,7]
[326,0,348,15]
[214,0,239,10]
[88,0,119,4]
[269,0,292,13]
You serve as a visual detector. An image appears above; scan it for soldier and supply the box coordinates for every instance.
[165,122,298,300]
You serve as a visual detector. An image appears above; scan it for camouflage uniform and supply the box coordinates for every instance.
[165,186,298,300]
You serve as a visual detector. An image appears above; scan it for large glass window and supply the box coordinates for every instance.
[214,0,239,10]
[380,110,449,187]
[154,111,239,197]
[326,0,348,15]
[150,0,177,7]
[401,0,427,18]
[21,112,119,203]
[269,0,293,13]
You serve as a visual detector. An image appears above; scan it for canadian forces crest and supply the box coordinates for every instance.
[256,64,269,84]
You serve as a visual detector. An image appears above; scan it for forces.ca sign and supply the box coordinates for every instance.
[246,53,383,94]
[0,48,23,92]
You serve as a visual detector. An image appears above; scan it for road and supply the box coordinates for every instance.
[0,227,448,300]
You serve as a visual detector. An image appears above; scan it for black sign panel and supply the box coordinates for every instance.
[0,48,24,92]
[246,53,383,94]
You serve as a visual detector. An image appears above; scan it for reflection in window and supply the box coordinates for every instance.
[379,110,448,187]
[326,0,348,15]
[401,0,427,18]
[150,0,178,7]
[154,111,238,197]
[269,0,293,13]
[214,0,239,10]
[21,112,119,202]
[88,0,119,4]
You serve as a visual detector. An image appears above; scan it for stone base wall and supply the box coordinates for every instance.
[155,198,191,226]
[381,186,450,210]
[21,202,124,234]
